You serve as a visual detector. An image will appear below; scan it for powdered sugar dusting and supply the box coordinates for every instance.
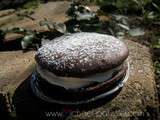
[36,32,128,76]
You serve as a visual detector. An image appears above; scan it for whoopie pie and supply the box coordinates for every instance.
[31,32,129,104]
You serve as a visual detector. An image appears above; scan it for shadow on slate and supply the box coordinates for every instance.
[12,75,122,120]
[0,94,10,120]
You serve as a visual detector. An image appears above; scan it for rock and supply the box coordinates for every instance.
[0,9,15,17]
[0,1,70,27]
[0,50,35,113]
[0,51,35,91]
[0,1,70,41]
[0,39,158,119]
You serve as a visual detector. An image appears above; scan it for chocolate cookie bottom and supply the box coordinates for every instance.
[30,62,129,107]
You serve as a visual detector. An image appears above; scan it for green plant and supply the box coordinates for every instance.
[152,32,160,79]
[39,19,67,33]
[0,27,40,50]
[0,30,5,45]
[20,0,40,10]
[98,0,143,14]
[5,27,39,49]
[152,38,160,49]
[154,60,160,77]
[97,0,160,18]
[0,19,67,50]
[0,29,5,39]
[66,1,100,33]
[16,10,35,20]
[66,1,98,21]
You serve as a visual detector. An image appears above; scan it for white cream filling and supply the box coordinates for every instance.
[36,65,122,89]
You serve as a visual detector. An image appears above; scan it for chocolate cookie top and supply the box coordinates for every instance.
[35,32,129,77]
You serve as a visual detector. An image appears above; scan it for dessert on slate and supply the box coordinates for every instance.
[31,32,129,105]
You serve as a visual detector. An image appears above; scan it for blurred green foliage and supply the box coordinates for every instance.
[96,0,160,20]
[17,0,40,10]
[66,1,100,33]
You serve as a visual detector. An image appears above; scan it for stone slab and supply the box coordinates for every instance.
[70,39,159,119]
[0,51,35,91]
[0,39,158,119]
[1,2,70,33]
